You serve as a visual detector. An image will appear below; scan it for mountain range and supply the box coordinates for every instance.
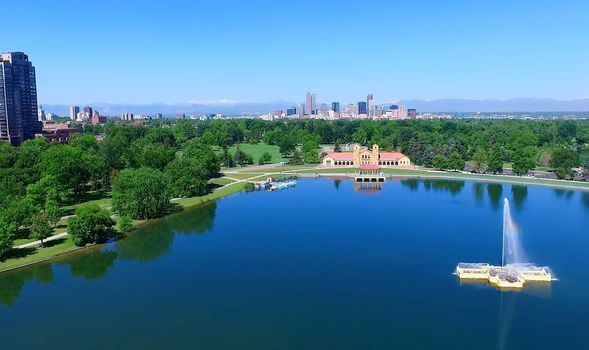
[42,98,589,117]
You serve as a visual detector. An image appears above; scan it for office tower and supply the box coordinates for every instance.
[156,113,163,119]
[305,92,315,115]
[0,52,42,145]
[83,106,93,120]
[367,94,374,117]
[296,104,305,117]
[69,106,80,120]
[358,101,367,115]
[38,105,46,121]
[286,107,296,116]
[398,105,408,119]
[331,102,340,113]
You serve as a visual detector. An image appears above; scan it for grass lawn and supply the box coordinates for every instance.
[214,143,283,163]
[0,238,79,272]
[209,177,235,186]
[174,182,250,208]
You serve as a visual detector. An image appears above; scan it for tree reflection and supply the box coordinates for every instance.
[511,185,528,210]
[431,179,465,196]
[554,188,575,200]
[67,249,118,280]
[582,192,589,211]
[473,182,485,203]
[401,179,419,191]
[117,202,217,262]
[487,183,503,209]
[0,265,53,307]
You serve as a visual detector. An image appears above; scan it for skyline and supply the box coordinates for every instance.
[4,0,589,104]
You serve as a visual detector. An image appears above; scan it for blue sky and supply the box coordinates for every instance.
[4,0,589,104]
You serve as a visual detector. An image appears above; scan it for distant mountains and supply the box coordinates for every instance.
[42,98,589,116]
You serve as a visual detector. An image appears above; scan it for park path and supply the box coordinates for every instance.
[13,232,68,249]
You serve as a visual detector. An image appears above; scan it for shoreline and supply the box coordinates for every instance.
[1,167,587,274]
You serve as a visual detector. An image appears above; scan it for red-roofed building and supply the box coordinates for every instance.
[322,144,411,168]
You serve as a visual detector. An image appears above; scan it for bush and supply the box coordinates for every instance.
[68,204,114,247]
[117,215,134,233]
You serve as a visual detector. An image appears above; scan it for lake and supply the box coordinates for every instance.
[1,178,589,349]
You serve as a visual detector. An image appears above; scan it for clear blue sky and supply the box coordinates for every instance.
[4,0,589,105]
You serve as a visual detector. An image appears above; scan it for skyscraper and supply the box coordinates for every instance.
[358,101,367,115]
[305,92,316,116]
[367,94,374,117]
[331,102,340,113]
[69,106,80,120]
[0,52,42,145]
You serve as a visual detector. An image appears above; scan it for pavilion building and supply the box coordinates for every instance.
[321,144,411,168]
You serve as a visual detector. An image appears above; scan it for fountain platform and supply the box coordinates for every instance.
[455,263,553,289]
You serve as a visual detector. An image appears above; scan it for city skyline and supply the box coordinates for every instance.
[3,0,589,105]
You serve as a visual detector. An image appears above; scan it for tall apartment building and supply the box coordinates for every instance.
[0,52,42,145]
[305,92,316,116]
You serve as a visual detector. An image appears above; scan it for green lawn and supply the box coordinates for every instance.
[174,182,250,208]
[0,238,79,272]
[209,177,235,186]
[214,143,284,163]
[221,172,266,180]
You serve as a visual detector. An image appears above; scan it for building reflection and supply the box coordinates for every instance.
[354,181,383,193]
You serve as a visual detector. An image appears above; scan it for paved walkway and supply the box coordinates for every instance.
[13,232,68,249]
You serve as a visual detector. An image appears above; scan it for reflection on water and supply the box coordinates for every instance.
[583,192,589,210]
[0,202,217,304]
[0,266,53,307]
[67,249,118,280]
[400,179,419,191]
[487,183,503,210]
[554,188,575,200]
[473,182,485,203]
[420,179,465,196]
[511,185,528,211]
[354,182,383,193]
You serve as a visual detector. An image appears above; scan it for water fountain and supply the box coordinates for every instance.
[455,198,553,290]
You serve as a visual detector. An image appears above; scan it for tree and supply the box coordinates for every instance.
[117,215,134,233]
[233,146,253,166]
[290,150,304,165]
[487,147,504,174]
[472,148,488,173]
[304,149,321,164]
[432,154,448,170]
[512,147,537,176]
[550,148,580,179]
[164,158,209,198]
[112,168,171,220]
[0,217,17,258]
[277,135,297,156]
[68,204,115,247]
[30,214,52,247]
[447,152,465,171]
[221,147,235,167]
[258,152,272,165]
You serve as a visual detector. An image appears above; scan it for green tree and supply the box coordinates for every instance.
[512,147,537,176]
[30,214,52,247]
[447,152,465,171]
[550,148,580,179]
[0,217,17,258]
[258,152,272,165]
[117,215,134,233]
[472,148,488,173]
[277,135,297,156]
[432,154,448,170]
[233,146,253,166]
[487,147,504,174]
[290,150,304,165]
[304,149,321,164]
[68,204,115,247]
[164,158,209,198]
[112,168,171,219]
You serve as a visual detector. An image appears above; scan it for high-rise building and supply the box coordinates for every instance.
[296,104,305,117]
[367,94,374,117]
[0,52,42,145]
[156,113,163,119]
[69,106,80,120]
[83,106,93,120]
[331,102,340,113]
[358,101,367,115]
[305,92,315,116]
[408,109,417,119]
[286,107,296,116]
